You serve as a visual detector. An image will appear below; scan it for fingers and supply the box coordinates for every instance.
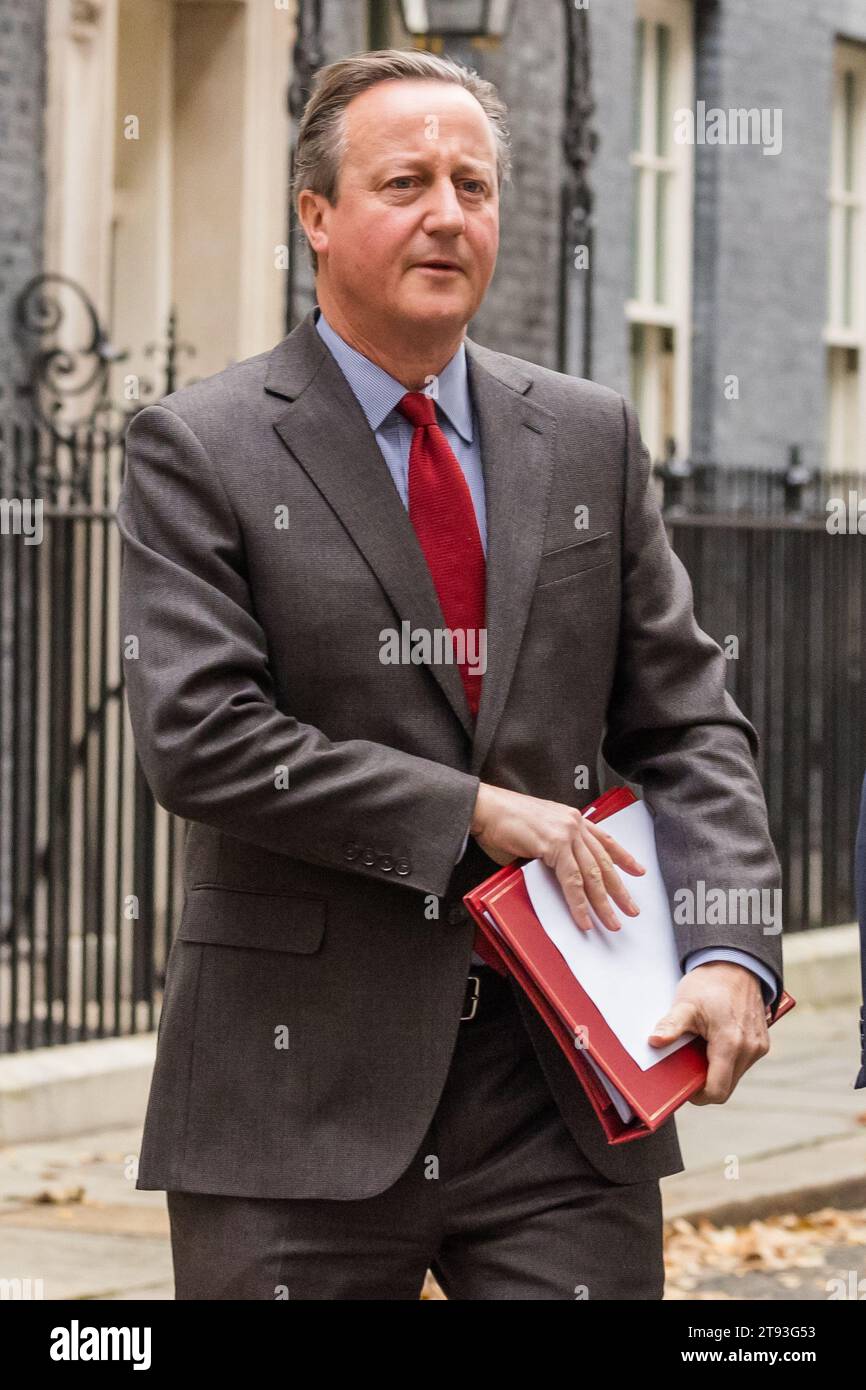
[577,822,641,919]
[690,1045,737,1105]
[569,822,631,934]
[649,1002,699,1047]
[648,1002,725,1104]
[550,817,642,933]
[553,842,597,933]
[581,819,646,876]
[651,973,772,1106]
[650,1002,738,1104]
[570,831,626,932]
[689,1023,768,1105]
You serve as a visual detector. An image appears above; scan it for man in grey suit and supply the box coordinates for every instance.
[117,48,783,1300]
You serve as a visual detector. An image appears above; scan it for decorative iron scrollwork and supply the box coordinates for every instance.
[12,276,200,474]
[13,273,133,451]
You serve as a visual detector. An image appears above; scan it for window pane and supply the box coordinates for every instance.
[631,165,642,298]
[828,204,839,328]
[659,327,676,461]
[827,345,860,469]
[843,204,855,328]
[655,23,671,157]
[629,323,676,464]
[633,19,646,153]
[655,170,669,304]
[843,69,857,194]
[630,322,646,417]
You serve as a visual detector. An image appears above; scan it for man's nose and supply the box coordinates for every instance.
[422,178,467,234]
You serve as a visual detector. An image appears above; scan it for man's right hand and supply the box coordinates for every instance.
[470,782,645,934]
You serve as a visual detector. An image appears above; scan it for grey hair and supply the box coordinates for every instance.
[291,47,512,274]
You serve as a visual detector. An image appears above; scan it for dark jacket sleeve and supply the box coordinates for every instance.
[601,397,784,1014]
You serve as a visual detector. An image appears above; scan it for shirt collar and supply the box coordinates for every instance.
[314,304,474,443]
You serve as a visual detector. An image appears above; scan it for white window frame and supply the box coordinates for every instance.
[627,0,694,462]
[825,39,866,472]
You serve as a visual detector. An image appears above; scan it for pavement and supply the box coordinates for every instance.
[1,994,864,1300]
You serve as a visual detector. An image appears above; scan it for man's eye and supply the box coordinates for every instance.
[387,177,485,192]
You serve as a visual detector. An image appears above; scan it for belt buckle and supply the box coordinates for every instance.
[461,973,480,1022]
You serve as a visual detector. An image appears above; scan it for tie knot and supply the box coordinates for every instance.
[396,391,438,429]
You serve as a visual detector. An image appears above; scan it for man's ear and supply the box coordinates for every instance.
[297,189,330,260]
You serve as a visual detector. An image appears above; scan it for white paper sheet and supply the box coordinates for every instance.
[584,1053,637,1123]
[520,799,694,1071]
[482,908,637,1122]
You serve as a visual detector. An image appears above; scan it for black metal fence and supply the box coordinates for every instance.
[0,279,864,1052]
[0,414,186,1053]
[0,278,189,1053]
[657,459,866,937]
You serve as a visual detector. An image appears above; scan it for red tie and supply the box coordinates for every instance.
[397,392,502,973]
[396,391,486,720]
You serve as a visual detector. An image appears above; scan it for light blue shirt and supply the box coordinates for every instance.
[314,305,779,1009]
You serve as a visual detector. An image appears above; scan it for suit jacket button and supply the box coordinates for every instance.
[378,855,394,871]
[447,904,468,925]
[362,848,376,866]
[343,842,361,860]
[395,858,411,875]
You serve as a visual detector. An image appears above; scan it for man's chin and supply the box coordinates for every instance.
[393,289,474,327]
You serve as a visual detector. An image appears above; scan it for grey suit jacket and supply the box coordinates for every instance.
[117,307,784,1200]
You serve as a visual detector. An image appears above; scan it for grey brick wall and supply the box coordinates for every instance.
[581,0,639,395]
[491,0,866,470]
[690,0,724,463]
[584,0,866,469]
[461,5,564,370]
[0,0,45,406]
[301,0,866,469]
[690,0,866,468]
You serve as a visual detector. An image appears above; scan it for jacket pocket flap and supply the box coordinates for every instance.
[536,531,614,587]
[178,886,326,954]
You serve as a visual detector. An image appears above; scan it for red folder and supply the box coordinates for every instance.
[463,788,796,1145]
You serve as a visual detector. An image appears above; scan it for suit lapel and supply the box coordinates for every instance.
[266,311,557,768]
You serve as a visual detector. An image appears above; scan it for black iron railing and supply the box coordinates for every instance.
[657,454,866,936]
[0,278,193,1052]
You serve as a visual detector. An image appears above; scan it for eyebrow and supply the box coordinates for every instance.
[369,152,495,178]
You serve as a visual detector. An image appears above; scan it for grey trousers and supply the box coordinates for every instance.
[167,965,665,1300]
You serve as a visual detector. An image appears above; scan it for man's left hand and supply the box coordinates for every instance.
[648,962,770,1104]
